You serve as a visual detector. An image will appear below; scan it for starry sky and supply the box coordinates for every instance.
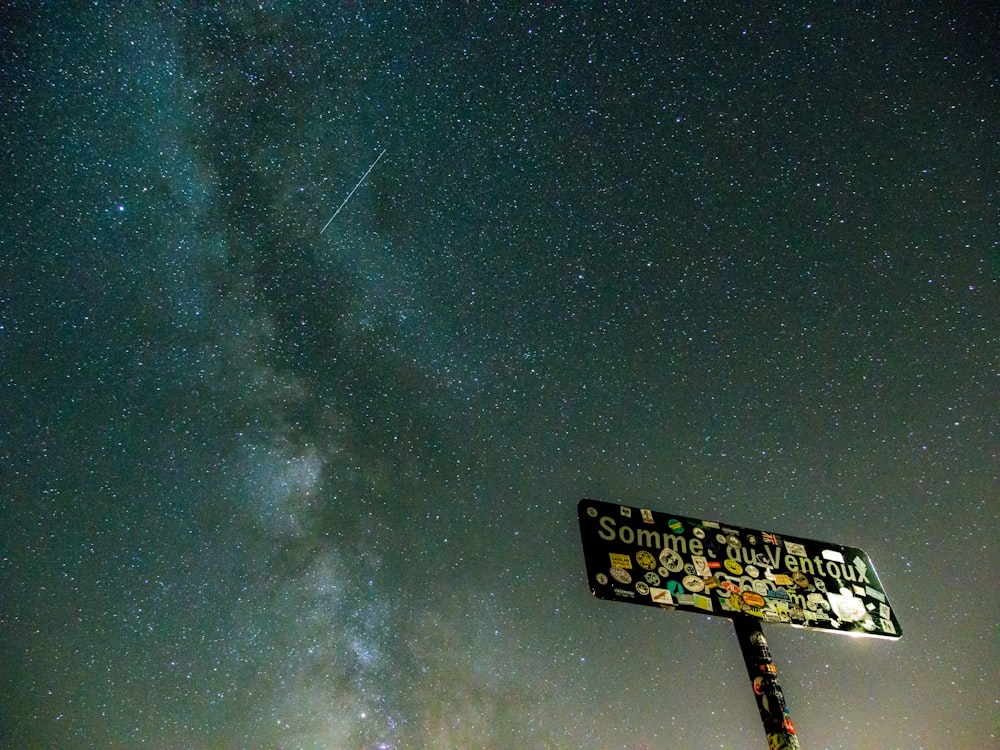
[1,3,996,749]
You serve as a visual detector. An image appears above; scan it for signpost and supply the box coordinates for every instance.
[577,498,901,748]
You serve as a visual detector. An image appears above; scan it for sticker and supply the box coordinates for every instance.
[826,589,868,622]
[719,595,740,612]
[791,571,810,588]
[693,594,713,611]
[586,506,598,517]
[610,567,632,584]
[692,556,711,577]
[762,532,780,545]
[640,508,654,523]
[822,549,845,563]
[666,579,685,598]
[693,527,706,539]
[659,548,684,572]
[745,564,759,578]
[649,587,674,606]
[724,559,743,576]
[620,506,632,517]
[682,575,705,592]
[741,591,766,608]
[879,603,891,620]
[644,571,661,586]
[708,560,722,569]
[636,581,649,596]
[746,534,757,546]
[784,541,807,557]
[726,535,741,549]
[720,579,741,595]
[702,520,720,529]
[865,586,885,602]
[595,573,608,585]
[657,566,670,577]
[716,533,728,545]
[880,618,896,634]
[668,519,684,534]
[609,553,632,569]
[753,676,766,695]
[635,550,657,570]
[752,580,769,596]
[773,573,792,586]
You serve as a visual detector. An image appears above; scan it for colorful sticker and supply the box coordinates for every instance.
[635,550,657,570]
[649,587,674,606]
[724,559,744,575]
[668,518,684,534]
[609,553,632,569]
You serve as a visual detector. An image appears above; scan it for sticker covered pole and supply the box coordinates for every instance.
[732,615,801,750]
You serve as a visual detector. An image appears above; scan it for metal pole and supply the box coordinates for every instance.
[732,615,801,750]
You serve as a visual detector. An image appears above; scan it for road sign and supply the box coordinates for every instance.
[578,498,901,639]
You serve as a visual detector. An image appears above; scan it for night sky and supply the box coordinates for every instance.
[2,4,996,749]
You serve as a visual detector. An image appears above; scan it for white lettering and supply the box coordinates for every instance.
[598,515,616,541]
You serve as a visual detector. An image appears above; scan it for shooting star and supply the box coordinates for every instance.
[320,148,388,234]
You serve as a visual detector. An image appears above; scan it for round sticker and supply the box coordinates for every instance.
[745,564,759,578]
[682,575,705,592]
[610,567,632,584]
[636,581,650,596]
[693,527,706,539]
[668,519,684,534]
[792,571,810,588]
[635,550,657,570]
[596,573,608,585]
[724,559,744,576]
[659,548,684,572]
[644,571,661,586]
[586,506,598,517]
[726,535,741,549]
[657,566,670,577]
[716,533,727,544]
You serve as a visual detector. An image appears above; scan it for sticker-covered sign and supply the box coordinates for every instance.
[578,498,901,639]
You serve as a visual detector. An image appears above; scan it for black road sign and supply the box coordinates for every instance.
[578,498,901,639]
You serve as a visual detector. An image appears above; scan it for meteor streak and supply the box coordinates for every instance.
[320,148,387,234]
